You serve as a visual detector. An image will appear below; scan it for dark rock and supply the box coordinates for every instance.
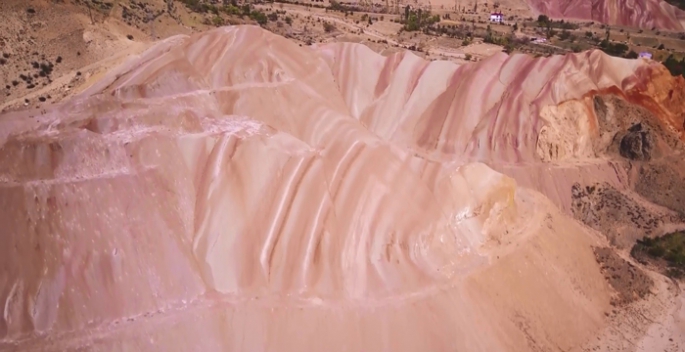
[619,124,654,161]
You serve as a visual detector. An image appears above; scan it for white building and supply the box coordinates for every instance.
[489,12,504,23]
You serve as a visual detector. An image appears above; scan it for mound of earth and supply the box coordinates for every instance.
[1,25,685,351]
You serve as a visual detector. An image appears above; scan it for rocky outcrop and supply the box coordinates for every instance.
[619,123,655,161]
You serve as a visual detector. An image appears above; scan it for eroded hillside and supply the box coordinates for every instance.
[1,25,685,351]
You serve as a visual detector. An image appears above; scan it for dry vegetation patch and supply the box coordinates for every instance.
[594,247,653,307]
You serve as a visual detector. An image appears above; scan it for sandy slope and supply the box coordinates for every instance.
[1,25,685,351]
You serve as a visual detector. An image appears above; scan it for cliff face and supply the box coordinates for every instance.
[526,0,685,30]
[0,26,684,351]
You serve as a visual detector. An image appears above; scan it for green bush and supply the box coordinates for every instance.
[328,0,351,12]
[323,21,335,32]
[178,0,216,14]
[558,29,572,40]
[632,231,685,278]
[212,15,224,26]
[250,10,268,25]
[221,5,242,15]
[402,8,440,31]
[647,246,666,257]
[599,39,629,57]
[662,54,685,77]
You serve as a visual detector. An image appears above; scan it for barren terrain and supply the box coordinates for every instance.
[2,1,685,352]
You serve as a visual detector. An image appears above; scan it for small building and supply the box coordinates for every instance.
[639,52,653,60]
[489,12,504,23]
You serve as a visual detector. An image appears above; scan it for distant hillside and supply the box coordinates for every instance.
[0,0,259,110]
[525,0,685,30]
[665,0,685,11]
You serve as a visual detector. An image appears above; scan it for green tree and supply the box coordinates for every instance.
[537,14,549,27]
[250,11,268,25]
[212,15,224,26]
[662,54,685,77]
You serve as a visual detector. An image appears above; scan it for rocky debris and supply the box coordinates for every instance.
[592,95,683,159]
[120,0,168,30]
[594,247,653,306]
[619,123,654,161]
[571,182,681,248]
[634,157,685,216]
